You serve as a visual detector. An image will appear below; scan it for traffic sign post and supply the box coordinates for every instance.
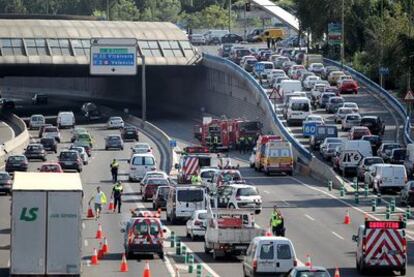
[379,67,389,76]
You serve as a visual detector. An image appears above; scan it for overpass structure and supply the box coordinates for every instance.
[0,19,198,67]
[251,0,299,32]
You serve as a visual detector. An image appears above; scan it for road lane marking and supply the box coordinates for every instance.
[289,176,414,241]
[84,240,88,247]
[304,214,315,221]
[332,232,344,240]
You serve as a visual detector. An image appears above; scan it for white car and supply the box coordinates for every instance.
[217,184,262,214]
[302,75,321,90]
[69,146,88,165]
[334,107,355,123]
[303,115,324,124]
[190,34,206,45]
[200,167,220,188]
[140,170,170,194]
[186,210,208,240]
[268,69,287,85]
[308,62,325,74]
[107,116,124,129]
[29,114,46,130]
[42,126,61,143]
[342,113,362,131]
[342,102,359,113]
[130,143,152,155]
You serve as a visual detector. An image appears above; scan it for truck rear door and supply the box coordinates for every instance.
[11,191,47,275]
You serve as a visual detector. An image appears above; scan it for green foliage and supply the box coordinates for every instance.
[180,4,235,29]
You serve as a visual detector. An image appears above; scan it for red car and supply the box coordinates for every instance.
[339,79,359,94]
[38,163,64,173]
[142,178,170,202]
[348,126,371,140]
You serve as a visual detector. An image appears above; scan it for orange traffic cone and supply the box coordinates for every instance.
[344,210,351,225]
[334,267,340,277]
[102,237,109,254]
[305,254,312,267]
[108,200,114,211]
[96,223,103,239]
[87,205,94,218]
[120,253,129,272]
[91,248,99,265]
[98,242,104,259]
[143,260,151,277]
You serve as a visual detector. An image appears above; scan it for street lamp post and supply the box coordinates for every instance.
[380,0,384,88]
[341,0,345,69]
[141,56,146,122]
[228,0,232,32]
[408,0,413,91]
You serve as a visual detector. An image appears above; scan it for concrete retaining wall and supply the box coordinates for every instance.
[0,113,30,168]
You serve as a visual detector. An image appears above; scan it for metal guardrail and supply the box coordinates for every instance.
[323,58,413,145]
[203,53,313,162]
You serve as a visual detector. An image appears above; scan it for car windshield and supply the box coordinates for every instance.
[108,136,120,141]
[28,145,42,150]
[32,116,43,121]
[9,156,24,162]
[0,173,10,180]
[347,115,360,121]
[291,102,310,112]
[133,220,160,236]
[364,158,383,165]
[60,152,77,160]
[339,109,353,114]
[177,190,204,202]
[45,127,58,132]
[147,179,169,185]
[198,212,208,220]
[132,156,154,166]
[222,172,242,182]
[41,138,54,144]
[41,165,60,171]
[393,150,406,159]
[236,187,258,196]
[296,271,330,277]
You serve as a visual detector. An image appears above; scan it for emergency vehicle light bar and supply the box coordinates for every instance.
[184,146,209,154]
[365,220,403,229]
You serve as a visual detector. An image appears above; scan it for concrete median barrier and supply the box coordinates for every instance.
[0,113,30,168]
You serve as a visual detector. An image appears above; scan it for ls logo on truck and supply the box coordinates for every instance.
[20,207,39,221]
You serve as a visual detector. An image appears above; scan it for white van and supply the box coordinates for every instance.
[278,80,302,96]
[128,153,156,182]
[372,164,407,193]
[404,143,414,177]
[286,97,311,126]
[243,236,297,276]
[204,29,229,44]
[338,140,373,176]
[28,114,45,129]
[57,111,75,128]
[166,186,206,223]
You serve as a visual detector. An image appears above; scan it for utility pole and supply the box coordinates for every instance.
[106,0,110,21]
[408,0,412,90]
[141,56,146,122]
[228,0,231,32]
[380,0,384,88]
[341,0,345,69]
[244,2,247,41]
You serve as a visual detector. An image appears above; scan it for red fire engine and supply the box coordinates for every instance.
[195,117,262,151]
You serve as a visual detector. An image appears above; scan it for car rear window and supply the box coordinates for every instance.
[60,152,77,159]
[198,213,208,220]
[132,156,155,166]
[236,187,258,197]
[260,243,274,259]
[177,190,204,202]
[277,244,292,259]
[45,127,58,132]
[364,158,383,165]
[0,173,10,180]
[9,156,24,162]
[147,179,168,185]
[297,271,329,277]
[133,220,160,236]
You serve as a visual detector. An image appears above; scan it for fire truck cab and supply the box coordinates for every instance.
[176,154,212,184]
[353,219,407,275]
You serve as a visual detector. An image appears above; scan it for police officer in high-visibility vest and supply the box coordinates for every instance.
[239,136,246,154]
[213,135,219,152]
[110,158,119,183]
[191,172,202,185]
[270,205,285,236]
[111,181,123,213]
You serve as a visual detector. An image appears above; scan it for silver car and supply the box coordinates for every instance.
[334,107,355,123]
[321,142,342,160]
[341,113,361,131]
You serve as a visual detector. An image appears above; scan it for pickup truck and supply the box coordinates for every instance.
[204,208,263,260]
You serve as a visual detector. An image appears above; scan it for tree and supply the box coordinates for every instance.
[111,0,140,21]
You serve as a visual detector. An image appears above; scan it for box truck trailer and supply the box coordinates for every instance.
[10,172,83,276]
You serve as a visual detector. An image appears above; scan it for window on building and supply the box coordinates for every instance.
[0,38,25,56]
[24,38,48,56]
[159,40,184,57]
[138,40,162,57]
[179,40,194,57]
